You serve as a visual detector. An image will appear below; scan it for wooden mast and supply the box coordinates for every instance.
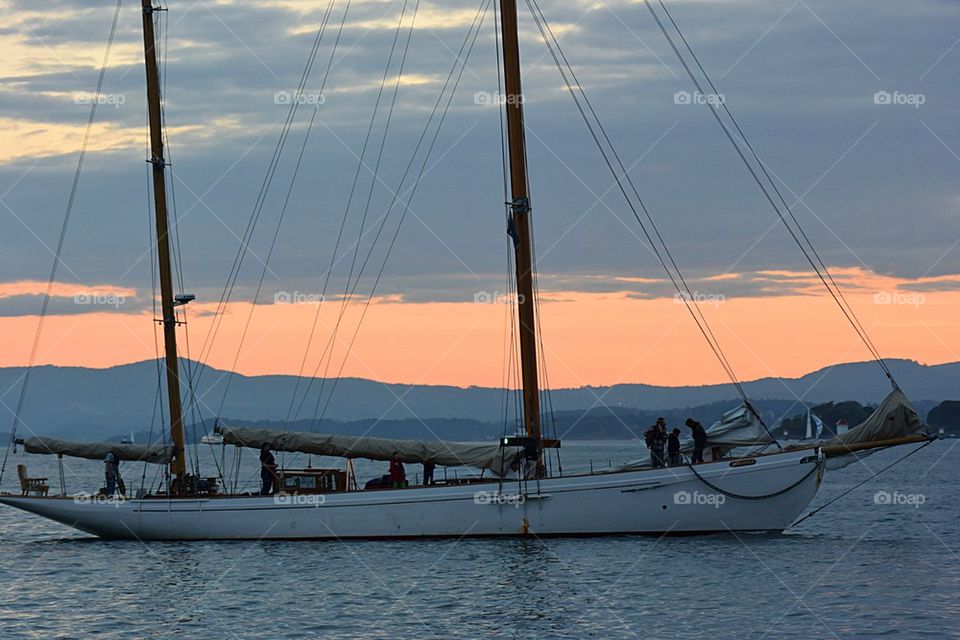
[142,0,187,484]
[499,0,544,476]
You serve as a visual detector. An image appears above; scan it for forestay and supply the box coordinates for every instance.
[216,425,522,477]
[19,437,175,464]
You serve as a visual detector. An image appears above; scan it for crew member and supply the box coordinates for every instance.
[260,444,277,495]
[104,451,119,496]
[645,417,668,468]
[389,451,406,488]
[667,428,682,467]
[422,461,436,485]
[686,418,708,464]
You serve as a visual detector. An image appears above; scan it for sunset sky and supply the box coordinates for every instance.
[0,0,957,390]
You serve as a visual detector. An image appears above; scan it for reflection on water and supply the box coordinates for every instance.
[0,441,956,639]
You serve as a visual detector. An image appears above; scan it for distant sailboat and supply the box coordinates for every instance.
[805,410,825,440]
[0,0,932,540]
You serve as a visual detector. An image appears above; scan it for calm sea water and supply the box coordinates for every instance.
[0,440,956,639]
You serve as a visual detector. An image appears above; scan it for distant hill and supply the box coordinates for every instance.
[0,358,953,440]
[927,401,960,436]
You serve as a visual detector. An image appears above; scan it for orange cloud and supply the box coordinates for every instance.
[0,268,956,388]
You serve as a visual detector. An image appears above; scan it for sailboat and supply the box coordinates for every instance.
[0,0,931,540]
[805,409,825,440]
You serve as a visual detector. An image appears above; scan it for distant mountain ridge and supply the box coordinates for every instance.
[0,358,955,440]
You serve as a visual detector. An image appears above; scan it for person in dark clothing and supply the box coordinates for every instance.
[645,417,668,468]
[389,451,406,488]
[686,418,708,464]
[667,428,682,466]
[260,444,277,495]
[103,451,119,496]
[422,461,436,485]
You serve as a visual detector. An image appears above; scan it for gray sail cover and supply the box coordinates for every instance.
[21,437,175,464]
[692,403,775,450]
[217,425,521,477]
[823,387,928,447]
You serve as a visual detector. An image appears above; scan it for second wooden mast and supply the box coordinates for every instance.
[499,0,544,475]
[142,0,187,485]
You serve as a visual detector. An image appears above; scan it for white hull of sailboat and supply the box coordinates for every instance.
[0,449,822,540]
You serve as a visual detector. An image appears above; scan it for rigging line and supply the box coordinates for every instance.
[305,0,418,417]
[526,0,740,393]
[192,10,332,388]
[528,0,743,395]
[331,0,413,318]
[287,0,414,421]
[530,0,782,446]
[791,438,934,527]
[213,0,340,418]
[526,0,748,408]
[306,0,492,431]
[653,1,889,374]
[289,0,490,422]
[494,0,523,439]
[494,0,517,439]
[643,0,892,384]
[305,0,419,417]
[198,19,330,361]
[526,0,770,446]
[653,0,894,385]
[525,1,752,411]
[143,100,170,487]
[190,0,333,413]
[285,0,355,421]
[0,0,125,485]
[155,7,212,476]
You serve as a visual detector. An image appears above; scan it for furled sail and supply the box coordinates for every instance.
[822,387,928,448]
[789,388,931,469]
[19,437,175,464]
[216,425,521,477]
